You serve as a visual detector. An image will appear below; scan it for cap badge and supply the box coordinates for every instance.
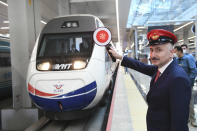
[151,34,159,40]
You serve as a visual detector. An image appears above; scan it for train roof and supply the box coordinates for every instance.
[41,14,101,35]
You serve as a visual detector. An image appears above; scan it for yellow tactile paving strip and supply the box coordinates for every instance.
[123,67,148,131]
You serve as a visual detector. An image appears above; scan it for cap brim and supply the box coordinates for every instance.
[147,42,170,47]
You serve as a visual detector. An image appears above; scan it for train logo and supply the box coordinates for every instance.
[93,27,111,46]
[54,84,64,89]
[53,64,72,70]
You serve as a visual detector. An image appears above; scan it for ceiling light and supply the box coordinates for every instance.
[0,27,9,30]
[137,27,147,29]
[0,1,8,7]
[178,39,183,42]
[130,43,134,48]
[40,20,47,25]
[4,34,9,37]
[174,21,193,32]
[188,36,196,40]
[3,21,9,23]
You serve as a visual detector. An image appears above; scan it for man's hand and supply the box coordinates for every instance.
[108,47,123,60]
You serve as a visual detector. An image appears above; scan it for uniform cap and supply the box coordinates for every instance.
[147,29,177,46]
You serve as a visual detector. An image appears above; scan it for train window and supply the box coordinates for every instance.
[38,32,94,58]
[37,32,94,71]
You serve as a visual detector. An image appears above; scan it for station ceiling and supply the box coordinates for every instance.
[127,0,197,27]
[0,0,197,47]
[127,0,197,50]
[0,0,131,44]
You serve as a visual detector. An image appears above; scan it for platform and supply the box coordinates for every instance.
[108,67,197,131]
[108,67,147,131]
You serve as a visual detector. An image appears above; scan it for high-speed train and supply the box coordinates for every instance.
[26,14,118,119]
[0,37,12,99]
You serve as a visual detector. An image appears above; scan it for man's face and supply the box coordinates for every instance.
[174,49,181,57]
[149,43,173,68]
[181,46,187,53]
[182,46,187,50]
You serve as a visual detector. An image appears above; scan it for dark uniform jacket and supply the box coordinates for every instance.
[121,56,191,131]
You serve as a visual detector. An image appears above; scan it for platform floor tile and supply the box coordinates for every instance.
[124,69,147,131]
[110,67,133,131]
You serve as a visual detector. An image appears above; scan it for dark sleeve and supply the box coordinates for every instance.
[121,56,157,76]
[169,77,191,131]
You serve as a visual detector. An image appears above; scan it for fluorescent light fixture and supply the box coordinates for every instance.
[130,43,134,49]
[40,20,47,25]
[115,0,120,43]
[3,21,9,24]
[174,21,193,32]
[178,39,183,42]
[4,34,9,37]
[70,0,104,3]
[0,1,8,6]
[137,27,147,29]
[147,19,195,24]
[188,36,196,40]
[188,43,194,46]
[0,27,9,30]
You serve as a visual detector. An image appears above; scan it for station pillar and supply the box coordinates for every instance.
[58,0,70,16]
[183,30,189,45]
[134,28,138,59]
[1,0,41,130]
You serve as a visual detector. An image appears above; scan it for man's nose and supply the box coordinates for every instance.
[150,51,156,57]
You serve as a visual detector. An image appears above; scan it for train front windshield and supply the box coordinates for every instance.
[37,32,94,71]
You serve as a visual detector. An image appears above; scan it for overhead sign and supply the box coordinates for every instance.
[93,27,111,46]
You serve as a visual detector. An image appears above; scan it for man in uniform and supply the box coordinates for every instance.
[109,29,191,131]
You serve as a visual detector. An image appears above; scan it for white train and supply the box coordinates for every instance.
[26,14,118,119]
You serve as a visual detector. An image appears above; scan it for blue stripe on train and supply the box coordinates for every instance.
[29,81,97,112]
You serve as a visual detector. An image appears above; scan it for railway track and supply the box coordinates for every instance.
[25,104,108,131]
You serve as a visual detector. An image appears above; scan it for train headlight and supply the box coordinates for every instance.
[73,61,86,70]
[37,62,51,71]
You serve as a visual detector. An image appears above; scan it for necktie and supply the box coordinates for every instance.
[154,70,160,83]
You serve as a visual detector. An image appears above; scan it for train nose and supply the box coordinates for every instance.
[28,79,97,112]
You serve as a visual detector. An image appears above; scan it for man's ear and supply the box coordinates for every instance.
[170,49,174,53]
[170,49,174,58]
